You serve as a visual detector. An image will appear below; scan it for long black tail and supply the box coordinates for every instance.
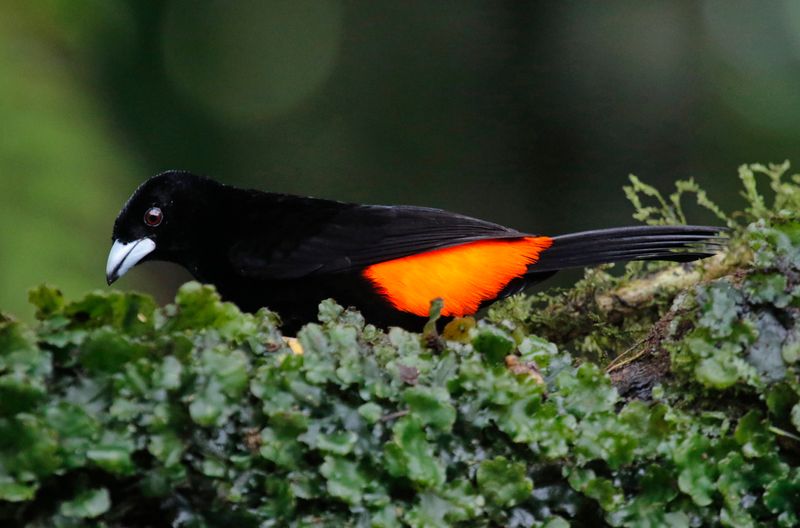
[531,225,726,273]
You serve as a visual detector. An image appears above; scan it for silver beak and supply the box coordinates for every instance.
[106,238,156,285]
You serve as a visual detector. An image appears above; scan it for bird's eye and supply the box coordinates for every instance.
[144,207,163,227]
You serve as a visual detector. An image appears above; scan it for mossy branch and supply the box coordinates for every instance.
[594,252,733,316]
[3,163,800,526]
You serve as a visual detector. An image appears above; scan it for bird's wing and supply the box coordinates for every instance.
[228,204,527,279]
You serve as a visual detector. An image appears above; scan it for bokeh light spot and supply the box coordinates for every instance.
[161,0,342,123]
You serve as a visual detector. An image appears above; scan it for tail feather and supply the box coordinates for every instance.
[530,225,726,273]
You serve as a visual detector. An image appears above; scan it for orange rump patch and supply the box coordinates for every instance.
[362,236,553,317]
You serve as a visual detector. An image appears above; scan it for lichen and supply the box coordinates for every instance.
[2,162,800,526]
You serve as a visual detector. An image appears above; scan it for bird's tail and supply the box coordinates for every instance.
[530,225,726,273]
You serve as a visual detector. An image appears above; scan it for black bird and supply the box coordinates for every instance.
[107,171,725,333]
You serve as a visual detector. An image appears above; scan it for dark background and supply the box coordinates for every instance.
[2,1,798,318]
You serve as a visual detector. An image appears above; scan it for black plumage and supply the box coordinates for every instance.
[107,171,725,333]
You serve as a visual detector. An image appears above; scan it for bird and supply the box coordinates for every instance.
[107,171,725,334]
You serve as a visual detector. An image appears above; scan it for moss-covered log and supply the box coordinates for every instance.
[2,163,800,526]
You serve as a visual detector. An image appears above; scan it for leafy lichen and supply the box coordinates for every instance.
[1,162,800,526]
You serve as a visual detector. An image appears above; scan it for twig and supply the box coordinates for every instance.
[595,253,730,314]
[606,338,648,373]
[380,410,409,422]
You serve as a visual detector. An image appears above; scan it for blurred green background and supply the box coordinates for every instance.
[1,0,798,319]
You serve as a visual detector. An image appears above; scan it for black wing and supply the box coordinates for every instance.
[228,201,527,280]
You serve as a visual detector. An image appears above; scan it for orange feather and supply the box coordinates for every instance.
[362,236,553,317]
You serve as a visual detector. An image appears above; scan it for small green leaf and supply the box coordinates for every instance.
[189,348,249,426]
[320,456,366,505]
[384,417,445,487]
[87,432,135,475]
[743,273,789,306]
[358,402,383,424]
[694,355,740,389]
[80,328,146,373]
[166,282,255,338]
[59,487,111,518]
[764,469,800,526]
[557,363,618,417]
[476,456,532,508]
[65,290,156,334]
[766,383,798,419]
[543,517,571,528]
[189,380,227,427]
[201,458,226,478]
[674,436,717,507]
[0,414,60,478]
[28,284,65,320]
[403,386,456,431]
[316,431,358,455]
[422,298,444,340]
[260,412,309,470]
[734,411,773,458]
[46,403,98,469]
[781,336,800,364]
[148,432,185,468]
[318,299,345,323]
[405,491,453,528]
[567,467,623,511]
[0,476,37,502]
[791,403,800,434]
[156,355,183,390]
[697,281,742,338]
[473,331,514,365]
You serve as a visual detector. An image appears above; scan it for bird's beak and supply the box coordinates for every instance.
[106,238,156,285]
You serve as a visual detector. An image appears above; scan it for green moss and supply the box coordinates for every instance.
[2,162,800,525]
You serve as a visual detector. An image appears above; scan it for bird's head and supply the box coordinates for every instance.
[106,170,219,284]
